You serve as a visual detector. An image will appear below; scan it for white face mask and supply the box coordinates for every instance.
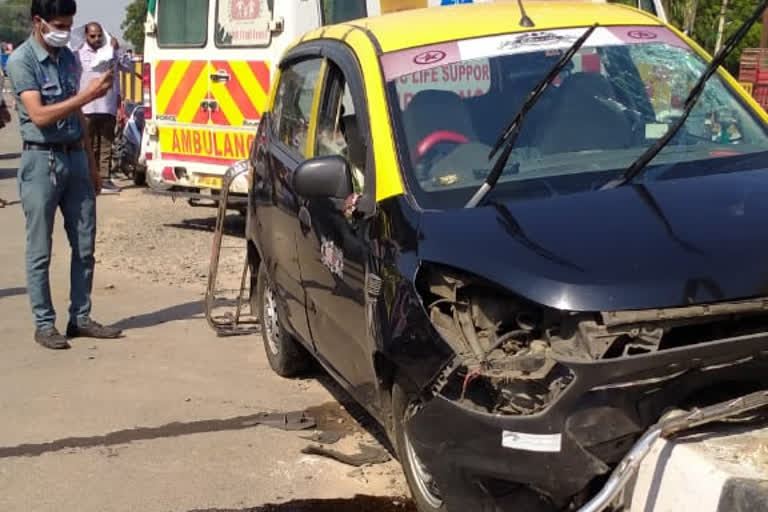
[41,20,71,48]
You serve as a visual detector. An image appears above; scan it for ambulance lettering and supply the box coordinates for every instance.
[164,127,255,164]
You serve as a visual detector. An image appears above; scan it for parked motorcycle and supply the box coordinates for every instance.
[114,100,146,186]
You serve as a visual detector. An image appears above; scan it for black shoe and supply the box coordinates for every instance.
[35,327,71,350]
[66,319,123,339]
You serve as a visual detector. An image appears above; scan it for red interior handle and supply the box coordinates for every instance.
[415,130,469,159]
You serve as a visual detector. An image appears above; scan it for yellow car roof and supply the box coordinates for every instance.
[344,1,663,53]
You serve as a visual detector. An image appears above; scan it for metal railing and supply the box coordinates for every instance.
[204,160,260,337]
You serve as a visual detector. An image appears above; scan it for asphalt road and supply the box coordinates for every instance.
[0,106,411,512]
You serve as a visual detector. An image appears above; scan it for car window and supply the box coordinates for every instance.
[272,59,323,157]
[321,0,367,24]
[215,0,273,47]
[157,0,208,47]
[315,64,366,193]
[380,26,768,209]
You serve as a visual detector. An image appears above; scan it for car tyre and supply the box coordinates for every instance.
[393,384,447,512]
[133,167,147,186]
[256,264,311,377]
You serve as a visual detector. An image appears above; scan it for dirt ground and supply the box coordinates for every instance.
[96,180,413,505]
[95,186,247,292]
[0,112,411,511]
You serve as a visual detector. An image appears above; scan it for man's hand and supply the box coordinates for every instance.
[88,150,102,195]
[111,38,119,50]
[84,69,114,101]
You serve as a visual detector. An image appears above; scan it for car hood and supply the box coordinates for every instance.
[417,169,768,311]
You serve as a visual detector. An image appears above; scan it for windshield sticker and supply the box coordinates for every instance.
[381,41,461,81]
[627,29,658,40]
[607,26,688,49]
[413,49,447,65]
[383,27,690,81]
[459,27,623,60]
[497,31,580,52]
[395,61,491,109]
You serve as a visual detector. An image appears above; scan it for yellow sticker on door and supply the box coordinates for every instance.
[159,127,256,165]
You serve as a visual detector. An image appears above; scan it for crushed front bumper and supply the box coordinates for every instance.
[407,332,768,511]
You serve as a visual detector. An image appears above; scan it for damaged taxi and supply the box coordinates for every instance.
[246,1,768,510]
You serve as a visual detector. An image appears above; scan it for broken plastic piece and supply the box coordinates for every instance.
[301,443,392,467]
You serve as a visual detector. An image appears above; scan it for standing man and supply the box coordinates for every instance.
[77,22,127,193]
[0,70,11,208]
[6,0,123,349]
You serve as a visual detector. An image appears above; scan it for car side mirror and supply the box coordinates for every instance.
[293,155,352,199]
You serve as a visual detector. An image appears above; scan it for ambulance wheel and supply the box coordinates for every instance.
[133,167,146,186]
[256,265,310,377]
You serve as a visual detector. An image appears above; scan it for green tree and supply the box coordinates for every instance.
[0,0,32,46]
[691,0,761,74]
[662,0,761,74]
[121,0,147,54]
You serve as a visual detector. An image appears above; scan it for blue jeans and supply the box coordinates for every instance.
[18,148,95,330]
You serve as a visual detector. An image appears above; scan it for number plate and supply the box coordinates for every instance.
[196,175,223,189]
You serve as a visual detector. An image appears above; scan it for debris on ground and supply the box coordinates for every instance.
[300,430,344,445]
[301,443,392,467]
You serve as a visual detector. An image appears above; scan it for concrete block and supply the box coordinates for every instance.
[630,426,768,512]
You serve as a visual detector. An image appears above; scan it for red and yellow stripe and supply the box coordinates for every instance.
[155,60,209,124]
[154,59,270,127]
[210,60,271,126]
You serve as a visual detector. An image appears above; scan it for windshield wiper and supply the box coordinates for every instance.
[464,23,598,208]
[601,0,768,190]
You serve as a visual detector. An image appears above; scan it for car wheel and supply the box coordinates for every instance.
[393,384,447,512]
[133,167,146,186]
[256,264,310,377]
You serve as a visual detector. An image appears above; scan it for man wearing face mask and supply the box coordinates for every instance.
[6,0,123,350]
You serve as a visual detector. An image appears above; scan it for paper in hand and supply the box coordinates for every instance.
[68,24,117,72]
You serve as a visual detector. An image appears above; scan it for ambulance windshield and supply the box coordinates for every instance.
[381,26,768,209]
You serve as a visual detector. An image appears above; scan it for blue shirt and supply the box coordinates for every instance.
[6,36,83,144]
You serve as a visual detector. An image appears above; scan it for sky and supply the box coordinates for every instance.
[74,0,135,45]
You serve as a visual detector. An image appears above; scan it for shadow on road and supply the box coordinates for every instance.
[111,300,203,330]
[187,496,416,512]
[165,215,246,238]
[0,409,318,459]
[0,287,26,299]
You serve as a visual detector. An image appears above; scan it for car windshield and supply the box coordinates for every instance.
[381,26,768,209]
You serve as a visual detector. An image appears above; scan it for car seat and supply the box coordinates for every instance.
[535,72,634,155]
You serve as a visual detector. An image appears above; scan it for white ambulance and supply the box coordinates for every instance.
[140,0,667,200]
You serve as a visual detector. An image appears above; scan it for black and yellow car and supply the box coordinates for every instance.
[247,2,768,510]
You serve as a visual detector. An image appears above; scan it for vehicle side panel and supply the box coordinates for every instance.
[249,114,313,345]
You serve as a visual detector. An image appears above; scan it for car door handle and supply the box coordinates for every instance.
[298,206,311,235]
[210,70,230,83]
